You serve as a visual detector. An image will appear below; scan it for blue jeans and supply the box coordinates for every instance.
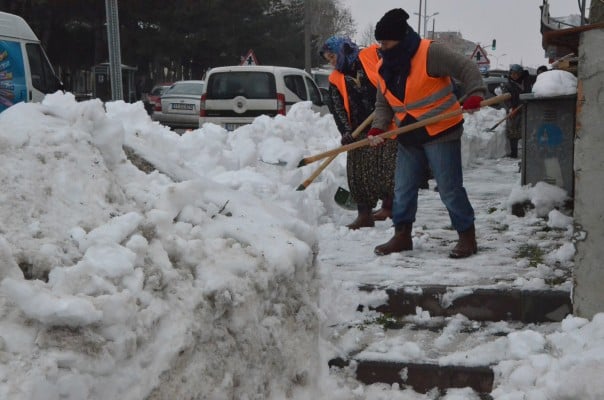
[391,139,475,232]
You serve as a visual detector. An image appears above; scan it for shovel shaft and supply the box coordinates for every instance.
[296,111,375,190]
[297,93,511,167]
[297,154,337,190]
[487,104,523,131]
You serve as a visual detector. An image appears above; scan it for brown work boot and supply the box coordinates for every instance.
[374,224,413,256]
[449,224,478,258]
[372,197,393,221]
[346,210,375,230]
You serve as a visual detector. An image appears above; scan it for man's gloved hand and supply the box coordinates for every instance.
[367,127,385,146]
[341,133,355,145]
[462,95,483,112]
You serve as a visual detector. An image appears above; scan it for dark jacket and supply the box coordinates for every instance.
[504,70,532,108]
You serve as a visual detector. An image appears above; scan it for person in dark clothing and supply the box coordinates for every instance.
[502,64,532,158]
[320,36,397,229]
[366,8,487,258]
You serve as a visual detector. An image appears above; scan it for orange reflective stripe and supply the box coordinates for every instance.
[358,44,380,88]
[328,70,350,123]
[376,39,463,136]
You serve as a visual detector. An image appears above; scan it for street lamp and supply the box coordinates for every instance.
[413,11,439,37]
[489,53,507,69]
[424,12,439,37]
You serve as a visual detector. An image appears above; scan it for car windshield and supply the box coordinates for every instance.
[151,86,169,96]
[165,82,204,95]
[206,72,276,100]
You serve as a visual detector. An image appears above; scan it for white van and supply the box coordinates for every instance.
[199,65,327,131]
[0,11,62,112]
[311,67,332,90]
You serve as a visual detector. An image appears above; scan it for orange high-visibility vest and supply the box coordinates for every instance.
[328,44,380,123]
[376,39,462,136]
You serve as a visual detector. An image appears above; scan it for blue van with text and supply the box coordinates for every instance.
[0,11,62,112]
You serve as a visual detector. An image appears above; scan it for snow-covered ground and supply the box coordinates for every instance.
[1,70,601,399]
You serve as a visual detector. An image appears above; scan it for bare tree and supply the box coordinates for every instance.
[358,23,376,47]
[310,0,356,50]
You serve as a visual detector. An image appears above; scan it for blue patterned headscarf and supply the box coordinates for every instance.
[320,36,360,73]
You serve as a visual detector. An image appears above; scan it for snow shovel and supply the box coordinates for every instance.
[296,112,375,191]
[334,186,357,210]
[486,104,523,132]
[296,93,511,168]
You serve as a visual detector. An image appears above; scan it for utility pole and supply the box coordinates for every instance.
[572,0,604,318]
[423,0,427,37]
[417,0,422,36]
[105,0,123,100]
[304,0,311,74]
[590,0,604,22]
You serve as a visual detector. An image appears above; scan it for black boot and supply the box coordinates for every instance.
[347,205,375,230]
[374,224,413,256]
[372,196,393,221]
[449,224,478,258]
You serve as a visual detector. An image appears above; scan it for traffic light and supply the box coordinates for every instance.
[492,39,496,50]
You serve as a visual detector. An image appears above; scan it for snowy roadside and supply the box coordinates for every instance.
[0,82,602,399]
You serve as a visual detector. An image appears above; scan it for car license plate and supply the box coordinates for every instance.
[224,123,244,131]
[172,103,194,110]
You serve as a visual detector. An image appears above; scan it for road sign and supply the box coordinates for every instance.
[240,49,259,66]
[470,44,490,65]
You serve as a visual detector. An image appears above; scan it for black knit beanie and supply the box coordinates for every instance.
[375,8,410,41]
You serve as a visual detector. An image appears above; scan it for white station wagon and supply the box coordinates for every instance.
[199,65,327,131]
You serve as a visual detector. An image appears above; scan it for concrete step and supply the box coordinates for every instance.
[328,285,569,396]
[359,284,571,322]
[330,357,494,396]
[328,314,560,396]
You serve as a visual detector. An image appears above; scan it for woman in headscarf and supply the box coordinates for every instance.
[320,36,397,229]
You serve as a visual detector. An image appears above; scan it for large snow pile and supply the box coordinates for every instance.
[0,93,323,399]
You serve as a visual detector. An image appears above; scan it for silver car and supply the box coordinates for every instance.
[152,80,204,129]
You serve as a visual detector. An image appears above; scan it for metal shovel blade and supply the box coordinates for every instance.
[334,187,357,210]
[260,159,287,166]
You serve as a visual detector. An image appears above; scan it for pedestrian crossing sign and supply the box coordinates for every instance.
[470,44,490,65]
[240,49,259,66]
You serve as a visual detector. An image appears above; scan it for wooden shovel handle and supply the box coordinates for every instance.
[297,93,511,167]
[487,104,523,131]
[296,111,375,190]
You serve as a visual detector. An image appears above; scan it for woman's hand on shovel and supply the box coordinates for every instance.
[367,127,385,147]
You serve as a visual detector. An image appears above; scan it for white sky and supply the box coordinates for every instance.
[0,71,601,399]
[345,0,584,68]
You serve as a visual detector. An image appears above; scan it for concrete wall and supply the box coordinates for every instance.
[573,28,604,318]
